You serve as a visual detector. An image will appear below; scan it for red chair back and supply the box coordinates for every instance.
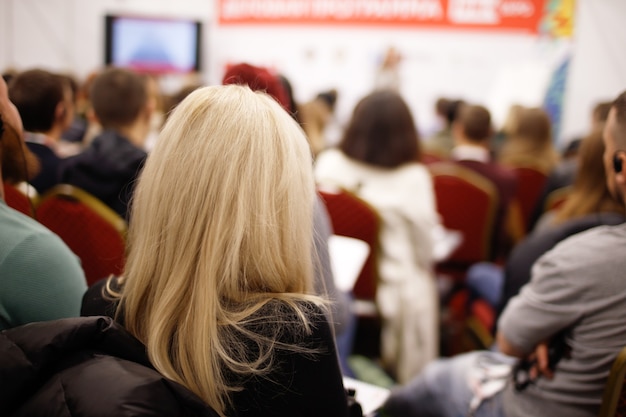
[430,163,498,265]
[3,182,34,217]
[510,166,548,231]
[318,188,381,301]
[36,184,127,286]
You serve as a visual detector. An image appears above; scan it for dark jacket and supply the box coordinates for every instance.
[26,142,62,195]
[0,316,218,417]
[58,129,147,220]
[81,278,351,417]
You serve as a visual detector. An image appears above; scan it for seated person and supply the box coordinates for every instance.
[382,90,626,417]
[59,67,152,219]
[315,90,441,383]
[8,69,75,194]
[451,104,517,260]
[80,84,350,417]
[0,75,86,330]
[467,126,625,321]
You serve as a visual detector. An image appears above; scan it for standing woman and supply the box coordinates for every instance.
[95,85,348,417]
[314,90,441,383]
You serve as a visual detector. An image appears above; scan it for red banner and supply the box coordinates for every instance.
[218,0,546,34]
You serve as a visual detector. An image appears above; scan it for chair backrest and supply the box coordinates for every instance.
[36,184,127,286]
[509,165,548,232]
[544,185,572,213]
[3,182,34,217]
[598,346,626,417]
[317,187,381,302]
[429,162,499,266]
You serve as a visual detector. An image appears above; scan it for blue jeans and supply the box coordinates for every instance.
[382,351,507,417]
[466,262,504,308]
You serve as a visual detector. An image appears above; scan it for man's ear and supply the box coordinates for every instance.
[55,101,67,122]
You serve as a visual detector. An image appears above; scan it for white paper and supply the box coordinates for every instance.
[343,376,391,416]
[328,235,370,292]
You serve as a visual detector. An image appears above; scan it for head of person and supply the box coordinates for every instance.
[89,67,151,132]
[603,91,626,204]
[454,104,492,145]
[0,77,40,187]
[8,68,74,135]
[118,84,318,416]
[340,90,421,168]
[592,101,612,130]
[222,62,290,112]
[509,107,552,147]
[553,127,624,225]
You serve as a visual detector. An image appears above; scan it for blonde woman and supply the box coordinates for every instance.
[82,85,349,417]
[498,107,560,173]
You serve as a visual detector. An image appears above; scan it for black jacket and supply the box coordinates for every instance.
[58,129,147,220]
[0,316,218,417]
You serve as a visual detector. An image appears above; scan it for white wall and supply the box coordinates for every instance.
[1,0,625,146]
[560,0,626,143]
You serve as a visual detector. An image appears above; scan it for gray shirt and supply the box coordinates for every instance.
[499,223,626,417]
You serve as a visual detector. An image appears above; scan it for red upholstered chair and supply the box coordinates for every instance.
[36,184,127,286]
[509,165,548,233]
[3,182,35,217]
[317,187,381,303]
[318,186,382,358]
[598,346,626,417]
[429,162,499,282]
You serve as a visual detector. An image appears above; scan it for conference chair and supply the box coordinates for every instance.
[317,186,382,358]
[429,162,499,283]
[36,184,127,286]
[508,164,549,233]
[598,345,626,417]
[3,182,35,217]
[429,162,500,356]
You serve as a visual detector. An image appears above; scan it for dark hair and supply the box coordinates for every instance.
[317,89,338,111]
[458,104,491,142]
[8,69,67,132]
[339,90,420,168]
[436,98,465,126]
[90,67,148,129]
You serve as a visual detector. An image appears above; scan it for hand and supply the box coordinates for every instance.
[528,341,554,380]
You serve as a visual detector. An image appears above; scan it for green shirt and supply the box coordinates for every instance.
[0,200,87,330]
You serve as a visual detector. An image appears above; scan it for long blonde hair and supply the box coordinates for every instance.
[553,126,624,224]
[118,85,321,416]
[499,107,560,173]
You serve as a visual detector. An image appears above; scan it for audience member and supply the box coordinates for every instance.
[81,85,349,417]
[528,101,613,230]
[467,126,625,320]
[450,104,517,260]
[222,62,290,112]
[491,103,524,157]
[0,75,86,330]
[315,90,441,383]
[222,62,355,375]
[424,97,465,158]
[498,107,560,173]
[300,89,338,157]
[58,67,152,219]
[383,89,626,417]
[8,69,74,194]
[0,316,220,416]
